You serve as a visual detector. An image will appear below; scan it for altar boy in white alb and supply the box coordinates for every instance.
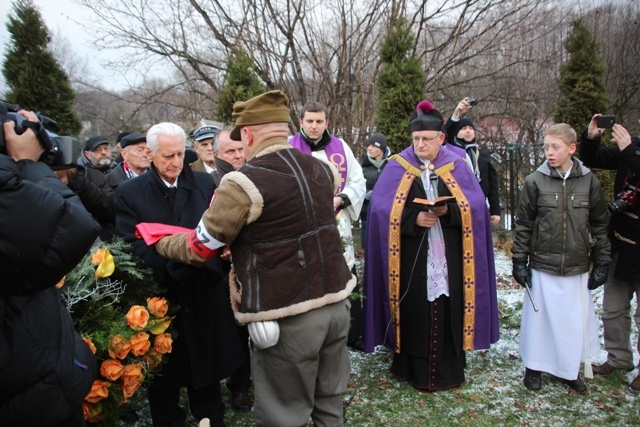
[511,123,611,393]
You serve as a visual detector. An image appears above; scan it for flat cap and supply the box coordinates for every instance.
[84,135,110,152]
[120,132,147,149]
[230,90,291,141]
[193,125,220,142]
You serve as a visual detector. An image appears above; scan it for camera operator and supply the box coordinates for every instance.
[579,114,640,391]
[0,111,100,425]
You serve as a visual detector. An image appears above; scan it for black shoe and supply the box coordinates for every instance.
[563,376,587,393]
[524,368,542,391]
[231,390,252,413]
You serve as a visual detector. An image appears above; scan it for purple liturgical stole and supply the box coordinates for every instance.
[289,133,348,194]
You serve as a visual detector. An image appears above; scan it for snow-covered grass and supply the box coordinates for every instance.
[339,250,640,426]
[121,249,640,426]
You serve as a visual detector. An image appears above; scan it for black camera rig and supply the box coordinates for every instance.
[0,100,77,167]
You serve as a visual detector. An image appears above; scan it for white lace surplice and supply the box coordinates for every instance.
[419,162,449,302]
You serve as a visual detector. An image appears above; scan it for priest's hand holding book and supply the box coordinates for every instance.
[413,196,453,228]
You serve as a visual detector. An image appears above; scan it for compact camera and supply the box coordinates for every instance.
[468,98,478,106]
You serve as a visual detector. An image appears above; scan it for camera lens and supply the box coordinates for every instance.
[468,98,477,106]
[608,199,628,214]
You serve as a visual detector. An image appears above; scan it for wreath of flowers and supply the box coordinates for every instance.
[60,239,176,425]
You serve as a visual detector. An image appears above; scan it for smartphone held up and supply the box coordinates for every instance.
[596,115,615,129]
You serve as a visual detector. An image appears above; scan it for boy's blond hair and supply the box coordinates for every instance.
[544,123,577,146]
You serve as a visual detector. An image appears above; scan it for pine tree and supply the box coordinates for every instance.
[554,18,614,200]
[374,18,426,154]
[2,0,81,136]
[554,18,608,131]
[215,46,265,124]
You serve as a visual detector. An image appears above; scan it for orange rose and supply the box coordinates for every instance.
[147,297,168,317]
[108,334,131,360]
[100,359,124,381]
[91,249,103,265]
[154,333,173,354]
[129,331,151,356]
[82,401,105,422]
[55,275,65,289]
[85,379,110,403]
[121,363,144,399]
[126,305,149,330]
[83,337,97,355]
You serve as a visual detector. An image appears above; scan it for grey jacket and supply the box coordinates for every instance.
[512,158,611,276]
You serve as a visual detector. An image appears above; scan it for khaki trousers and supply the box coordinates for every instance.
[602,253,640,369]
[252,300,351,427]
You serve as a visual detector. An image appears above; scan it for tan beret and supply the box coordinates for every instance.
[230,90,291,141]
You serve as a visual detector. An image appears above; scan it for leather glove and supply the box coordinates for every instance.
[588,262,610,290]
[248,320,280,349]
[67,165,86,192]
[512,258,532,289]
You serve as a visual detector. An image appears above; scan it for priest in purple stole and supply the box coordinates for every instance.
[363,100,499,391]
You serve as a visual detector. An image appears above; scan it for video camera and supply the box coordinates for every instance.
[0,100,77,167]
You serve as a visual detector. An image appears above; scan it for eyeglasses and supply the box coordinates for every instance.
[413,133,442,144]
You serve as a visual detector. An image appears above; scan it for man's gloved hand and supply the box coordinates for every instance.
[588,262,610,290]
[67,165,86,192]
[248,320,280,349]
[512,258,532,289]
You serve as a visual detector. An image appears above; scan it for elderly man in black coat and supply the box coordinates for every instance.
[115,122,244,427]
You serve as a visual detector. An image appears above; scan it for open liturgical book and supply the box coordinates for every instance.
[413,195,456,208]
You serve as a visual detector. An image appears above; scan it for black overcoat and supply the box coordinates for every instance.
[0,156,99,424]
[115,164,244,389]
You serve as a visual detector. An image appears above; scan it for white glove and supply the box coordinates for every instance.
[248,320,280,349]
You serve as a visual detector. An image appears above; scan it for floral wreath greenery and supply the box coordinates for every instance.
[59,238,177,425]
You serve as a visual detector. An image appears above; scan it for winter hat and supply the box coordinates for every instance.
[119,133,147,149]
[408,101,444,132]
[84,135,110,152]
[366,133,388,152]
[452,118,475,137]
[230,90,291,141]
[116,132,132,144]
